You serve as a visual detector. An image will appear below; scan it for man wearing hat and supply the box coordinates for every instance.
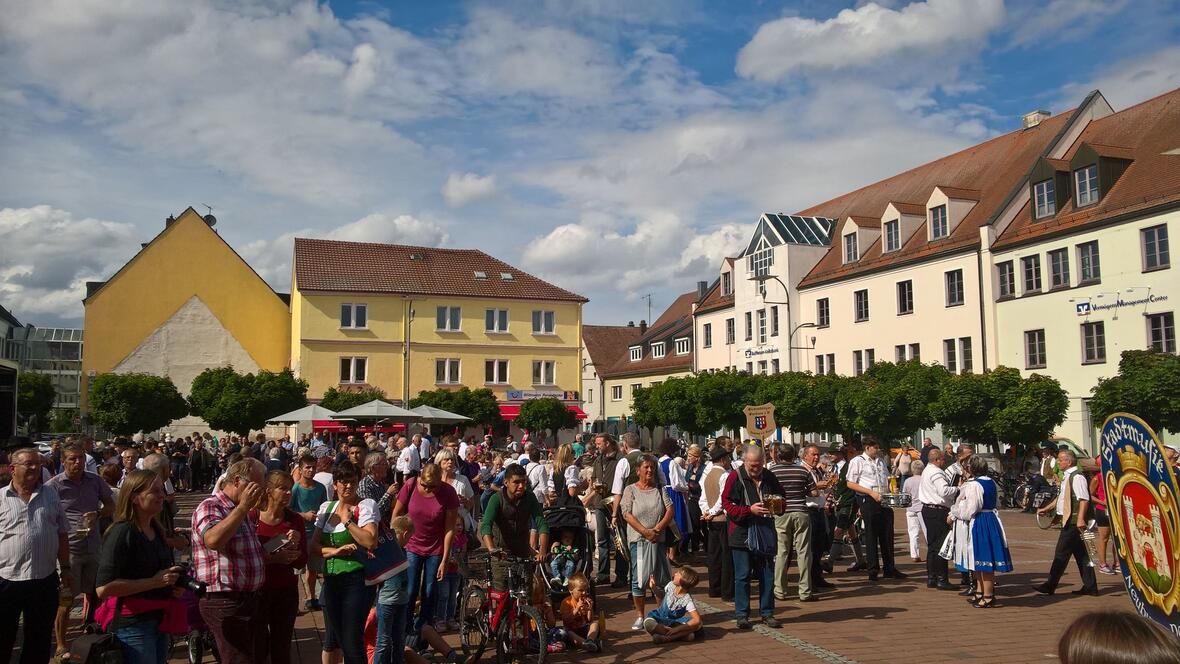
[699,445,734,601]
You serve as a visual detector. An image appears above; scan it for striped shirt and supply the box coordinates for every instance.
[766,462,816,513]
[0,483,69,580]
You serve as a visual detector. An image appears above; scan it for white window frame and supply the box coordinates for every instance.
[1048,248,1070,289]
[749,237,774,277]
[1075,164,1099,207]
[1147,312,1176,353]
[770,306,779,337]
[531,310,556,335]
[854,289,869,322]
[339,356,367,384]
[629,346,642,362]
[997,261,1015,298]
[435,358,461,384]
[909,343,920,361]
[484,359,509,384]
[853,350,864,376]
[744,312,753,341]
[675,337,691,355]
[897,280,913,315]
[1082,321,1106,364]
[340,303,368,330]
[1022,255,1042,293]
[884,220,900,252]
[725,318,735,345]
[770,359,779,374]
[532,360,556,386]
[844,233,859,263]
[817,299,830,328]
[721,271,733,296]
[1078,241,1101,284]
[895,344,906,362]
[959,337,973,373]
[436,306,462,332]
[485,308,510,333]
[943,339,957,373]
[611,385,623,401]
[652,342,666,359]
[756,309,767,345]
[1025,329,1047,369]
[1034,179,1056,218]
[930,205,948,239]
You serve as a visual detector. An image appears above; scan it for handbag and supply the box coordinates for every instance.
[938,526,956,561]
[739,467,777,557]
[334,501,409,586]
[68,633,123,664]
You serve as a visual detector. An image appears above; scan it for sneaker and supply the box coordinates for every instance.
[582,639,601,653]
[447,620,461,631]
[631,617,645,630]
[736,617,753,630]
[1098,564,1116,575]
[763,615,781,628]
[643,617,658,634]
[652,634,669,644]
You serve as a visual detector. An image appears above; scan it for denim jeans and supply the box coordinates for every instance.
[433,572,462,624]
[373,601,408,664]
[732,548,775,619]
[115,616,169,664]
[404,551,441,634]
[321,571,377,664]
[549,558,575,580]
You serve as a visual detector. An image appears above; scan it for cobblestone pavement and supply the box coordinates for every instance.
[153,495,1124,663]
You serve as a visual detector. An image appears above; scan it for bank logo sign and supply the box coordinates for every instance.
[1076,302,1091,316]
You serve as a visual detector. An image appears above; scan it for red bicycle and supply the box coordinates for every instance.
[459,549,548,664]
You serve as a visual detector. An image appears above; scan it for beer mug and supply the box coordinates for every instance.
[889,476,898,494]
[765,494,785,516]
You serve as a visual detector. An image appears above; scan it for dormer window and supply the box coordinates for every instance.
[1033,179,1057,218]
[652,342,666,359]
[930,205,948,239]
[1075,165,1099,207]
[884,220,900,252]
[629,346,642,362]
[721,271,732,296]
[844,233,859,262]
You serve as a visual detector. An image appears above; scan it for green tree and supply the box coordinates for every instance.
[410,387,502,429]
[17,373,56,433]
[991,373,1069,449]
[1090,350,1180,434]
[89,373,188,435]
[838,361,949,444]
[757,371,846,439]
[515,397,577,443]
[690,371,763,435]
[49,408,78,433]
[320,386,387,412]
[188,367,308,436]
[930,367,1022,446]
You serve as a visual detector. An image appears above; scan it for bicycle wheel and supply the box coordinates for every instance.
[459,586,489,659]
[1037,511,1059,530]
[496,604,547,664]
[1013,484,1031,511]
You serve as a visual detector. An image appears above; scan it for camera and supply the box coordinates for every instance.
[174,562,207,598]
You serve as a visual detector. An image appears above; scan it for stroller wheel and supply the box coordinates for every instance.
[187,631,204,664]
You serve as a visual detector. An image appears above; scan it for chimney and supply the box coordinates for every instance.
[639,320,647,334]
[165,215,176,228]
[1022,109,1051,130]
[627,321,634,327]
[697,280,708,300]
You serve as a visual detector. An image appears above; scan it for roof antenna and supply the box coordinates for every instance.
[200,203,217,228]
[641,293,653,325]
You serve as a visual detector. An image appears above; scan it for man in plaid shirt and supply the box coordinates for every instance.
[192,458,266,664]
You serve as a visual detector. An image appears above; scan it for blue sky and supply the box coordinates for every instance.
[1,0,1178,328]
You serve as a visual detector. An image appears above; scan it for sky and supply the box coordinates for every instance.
[1,0,1178,328]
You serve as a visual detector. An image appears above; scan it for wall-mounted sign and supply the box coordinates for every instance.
[507,390,579,401]
[743,347,779,358]
[743,403,776,440]
[1101,413,1180,635]
[1076,293,1168,316]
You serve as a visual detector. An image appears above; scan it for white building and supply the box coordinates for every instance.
[693,259,736,373]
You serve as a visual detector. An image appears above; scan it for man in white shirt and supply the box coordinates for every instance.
[918,449,959,589]
[1034,450,1098,595]
[698,445,734,600]
[845,439,905,581]
[524,445,549,504]
[395,435,421,480]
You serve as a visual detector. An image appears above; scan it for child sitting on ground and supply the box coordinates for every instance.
[558,573,602,652]
[548,529,579,587]
[643,567,703,644]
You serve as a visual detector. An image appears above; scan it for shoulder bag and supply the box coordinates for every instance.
[739,467,777,557]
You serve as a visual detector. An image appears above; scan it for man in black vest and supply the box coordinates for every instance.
[588,433,624,586]
[480,464,549,591]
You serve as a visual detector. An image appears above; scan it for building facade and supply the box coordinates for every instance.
[0,305,21,440]
[693,261,736,373]
[14,327,83,414]
[581,324,643,432]
[82,207,292,436]
[290,238,587,433]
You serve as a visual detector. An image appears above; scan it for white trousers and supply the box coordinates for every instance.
[906,510,927,559]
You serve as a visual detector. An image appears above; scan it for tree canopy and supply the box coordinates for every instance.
[410,387,502,428]
[1090,350,1180,434]
[836,361,948,443]
[320,386,387,412]
[89,373,188,435]
[514,397,577,443]
[188,366,309,436]
[17,372,55,433]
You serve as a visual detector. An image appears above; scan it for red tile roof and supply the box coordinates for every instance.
[889,202,927,216]
[293,238,588,302]
[582,324,643,368]
[935,185,982,201]
[694,278,733,315]
[993,88,1180,250]
[600,291,696,378]
[796,109,1074,289]
[847,215,881,228]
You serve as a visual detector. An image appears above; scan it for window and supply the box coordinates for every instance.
[1025,330,1047,369]
[745,362,753,374]
[629,346,642,362]
[817,299,830,328]
[339,357,367,384]
[884,220,900,252]
[771,359,780,374]
[815,355,827,375]
[1078,241,1100,284]
[1049,249,1070,289]
[844,233,859,262]
[943,339,957,373]
[770,306,780,337]
[703,323,713,348]
[631,383,641,395]
[853,350,864,376]
[865,349,875,368]
[744,312,753,341]
[1022,255,1042,293]
[909,343,920,361]
[749,240,773,277]
[652,342,666,359]
[1143,225,1171,271]
[722,272,733,296]
[725,318,735,345]
[1148,313,1176,353]
[997,261,1015,299]
[960,337,973,373]
[532,360,556,385]
[435,358,460,384]
[675,337,691,355]
[945,269,964,307]
[854,290,869,322]
[587,388,593,402]
[1082,321,1106,364]
[895,345,906,362]
[340,303,367,329]
[485,359,509,384]
[757,360,767,374]
[611,385,622,401]
[1034,179,1057,218]
[532,310,555,334]
[756,309,767,344]
[1075,164,1099,206]
[930,205,948,239]
[436,306,461,331]
[897,280,914,315]
[485,309,509,333]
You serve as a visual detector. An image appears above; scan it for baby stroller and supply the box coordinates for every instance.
[542,506,598,604]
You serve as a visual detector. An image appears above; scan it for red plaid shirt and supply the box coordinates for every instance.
[190,490,265,592]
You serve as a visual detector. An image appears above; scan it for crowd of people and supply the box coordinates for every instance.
[0,428,1168,664]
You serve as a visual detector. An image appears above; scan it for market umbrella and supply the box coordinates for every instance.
[266,404,339,424]
[331,399,419,422]
[409,404,471,425]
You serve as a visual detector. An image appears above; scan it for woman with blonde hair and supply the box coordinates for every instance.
[255,470,307,664]
[548,444,585,511]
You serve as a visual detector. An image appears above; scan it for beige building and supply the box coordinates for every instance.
[580,324,642,432]
[693,260,736,373]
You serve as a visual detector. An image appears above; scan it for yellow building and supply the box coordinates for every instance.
[81,207,291,434]
[290,238,587,429]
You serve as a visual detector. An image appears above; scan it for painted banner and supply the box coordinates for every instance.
[1100,413,1180,634]
[743,403,776,440]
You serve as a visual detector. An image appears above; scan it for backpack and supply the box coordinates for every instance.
[68,633,123,664]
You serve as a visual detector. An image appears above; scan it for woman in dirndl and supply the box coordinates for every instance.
[950,455,1013,608]
[658,438,692,563]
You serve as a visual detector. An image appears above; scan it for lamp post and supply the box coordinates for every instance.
[789,322,817,374]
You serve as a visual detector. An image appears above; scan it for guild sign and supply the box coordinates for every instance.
[743,403,776,440]
[1100,413,1180,634]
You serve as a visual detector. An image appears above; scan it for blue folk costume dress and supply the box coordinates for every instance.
[950,476,1013,573]
[659,456,692,544]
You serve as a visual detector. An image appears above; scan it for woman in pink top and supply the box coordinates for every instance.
[392,463,459,634]
[1090,465,1114,574]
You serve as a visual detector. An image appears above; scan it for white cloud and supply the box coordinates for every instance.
[441,173,498,208]
[0,206,138,323]
[1059,45,1180,110]
[736,0,1005,82]
[1007,0,1129,48]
